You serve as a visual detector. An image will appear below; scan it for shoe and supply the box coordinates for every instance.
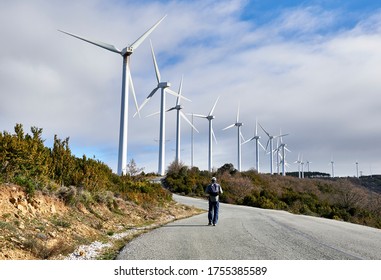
[213,224,216,226]
[208,222,212,226]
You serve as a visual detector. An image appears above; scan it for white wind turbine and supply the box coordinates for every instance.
[277,132,290,176]
[330,156,335,178]
[242,119,265,173]
[259,123,288,175]
[137,40,187,176]
[58,15,166,175]
[355,161,359,178]
[166,76,199,164]
[294,153,303,178]
[193,96,220,172]
[223,104,245,172]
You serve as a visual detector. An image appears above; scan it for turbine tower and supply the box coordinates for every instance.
[223,104,244,172]
[58,15,166,175]
[355,161,359,178]
[167,77,199,164]
[242,119,264,172]
[137,40,185,176]
[259,123,288,175]
[193,96,220,172]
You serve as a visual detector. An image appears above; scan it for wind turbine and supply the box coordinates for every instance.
[193,96,220,172]
[137,40,186,176]
[355,161,359,178]
[242,119,265,172]
[306,161,312,172]
[166,76,199,164]
[58,15,166,175]
[277,132,290,176]
[330,156,335,178]
[223,104,244,172]
[294,153,302,178]
[259,123,288,175]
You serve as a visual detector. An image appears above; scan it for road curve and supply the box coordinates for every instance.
[116,194,381,260]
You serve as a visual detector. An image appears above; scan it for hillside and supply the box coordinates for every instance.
[0,124,202,259]
[164,162,381,229]
[0,183,200,260]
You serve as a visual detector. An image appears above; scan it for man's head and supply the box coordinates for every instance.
[211,177,216,183]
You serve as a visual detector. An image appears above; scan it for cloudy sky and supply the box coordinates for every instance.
[1,0,381,177]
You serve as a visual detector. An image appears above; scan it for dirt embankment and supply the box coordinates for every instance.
[0,184,202,260]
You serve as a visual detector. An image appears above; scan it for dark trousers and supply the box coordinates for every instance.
[208,200,219,224]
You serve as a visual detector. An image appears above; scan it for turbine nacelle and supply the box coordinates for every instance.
[235,122,243,127]
[207,115,215,120]
[121,47,134,56]
[159,82,171,88]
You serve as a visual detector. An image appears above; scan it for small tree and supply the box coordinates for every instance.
[126,159,144,177]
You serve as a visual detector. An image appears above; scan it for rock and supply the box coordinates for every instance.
[50,205,56,214]
[36,233,48,240]
[48,232,57,238]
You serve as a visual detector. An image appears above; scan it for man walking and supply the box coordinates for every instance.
[205,177,223,226]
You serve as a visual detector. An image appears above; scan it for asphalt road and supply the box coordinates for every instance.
[116,194,381,260]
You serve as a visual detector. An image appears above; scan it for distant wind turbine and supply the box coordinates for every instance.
[259,123,288,175]
[137,40,187,176]
[166,76,199,164]
[294,153,302,178]
[223,104,245,172]
[330,156,335,178]
[58,15,166,175]
[355,161,359,178]
[277,132,290,176]
[242,118,265,172]
[193,96,220,172]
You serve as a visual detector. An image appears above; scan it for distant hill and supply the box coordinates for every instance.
[348,175,381,194]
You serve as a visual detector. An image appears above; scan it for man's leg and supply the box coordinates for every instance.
[213,201,219,225]
[208,201,213,225]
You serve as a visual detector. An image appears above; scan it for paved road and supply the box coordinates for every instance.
[116,194,381,260]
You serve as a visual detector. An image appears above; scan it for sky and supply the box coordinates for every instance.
[1,0,381,177]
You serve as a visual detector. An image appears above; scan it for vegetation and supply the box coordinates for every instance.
[164,162,381,229]
[0,124,171,208]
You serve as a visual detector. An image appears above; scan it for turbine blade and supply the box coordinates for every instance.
[192,113,207,118]
[58,30,121,54]
[265,139,270,151]
[166,107,176,112]
[209,96,220,116]
[242,137,255,145]
[128,71,140,118]
[255,118,258,136]
[240,131,245,142]
[259,141,266,151]
[166,88,191,102]
[180,111,199,133]
[259,123,270,137]
[150,40,161,83]
[129,15,167,50]
[222,123,235,130]
[236,103,240,123]
[146,111,160,118]
[176,75,184,106]
[136,98,151,114]
[212,127,218,144]
[148,87,159,98]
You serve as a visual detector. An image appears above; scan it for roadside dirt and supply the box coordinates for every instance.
[0,184,203,260]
